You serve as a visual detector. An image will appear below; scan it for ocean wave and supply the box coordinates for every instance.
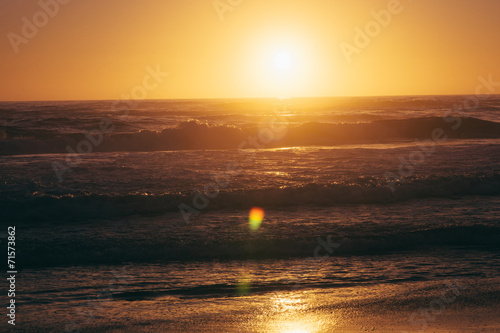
[19,224,500,268]
[1,117,499,155]
[2,172,499,222]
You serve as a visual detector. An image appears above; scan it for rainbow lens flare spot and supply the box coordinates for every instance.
[249,207,265,231]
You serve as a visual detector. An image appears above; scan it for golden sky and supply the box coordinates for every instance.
[1,0,500,101]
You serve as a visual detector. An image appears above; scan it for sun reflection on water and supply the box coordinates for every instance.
[279,323,312,333]
[262,293,334,333]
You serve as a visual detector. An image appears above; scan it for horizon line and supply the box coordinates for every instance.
[1,93,499,103]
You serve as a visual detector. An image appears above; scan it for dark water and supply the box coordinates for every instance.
[1,96,499,331]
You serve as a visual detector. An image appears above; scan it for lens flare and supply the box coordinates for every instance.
[249,207,265,231]
[236,275,251,296]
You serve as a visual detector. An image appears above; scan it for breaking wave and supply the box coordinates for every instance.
[1,117,500,155]
[2,172,499,223]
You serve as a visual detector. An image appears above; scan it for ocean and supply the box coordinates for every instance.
[1,96,499,332]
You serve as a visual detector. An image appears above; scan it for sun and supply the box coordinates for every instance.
[274,50,293,71]
[263,47,302,97]
[243,32,328,97]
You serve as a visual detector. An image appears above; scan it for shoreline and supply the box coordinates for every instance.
[13,277,500,332]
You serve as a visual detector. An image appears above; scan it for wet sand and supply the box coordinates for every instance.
[16,277,500,333]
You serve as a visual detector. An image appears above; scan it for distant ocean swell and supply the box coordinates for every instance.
[2,172,499,222]
[1,117,500,156]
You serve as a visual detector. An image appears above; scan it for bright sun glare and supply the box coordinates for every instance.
[251,36,319,97]
[274,50,293,71]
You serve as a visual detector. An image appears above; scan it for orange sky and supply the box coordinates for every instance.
[1,0,500,101]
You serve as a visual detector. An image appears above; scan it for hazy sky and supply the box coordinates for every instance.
[1,0,500,101]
